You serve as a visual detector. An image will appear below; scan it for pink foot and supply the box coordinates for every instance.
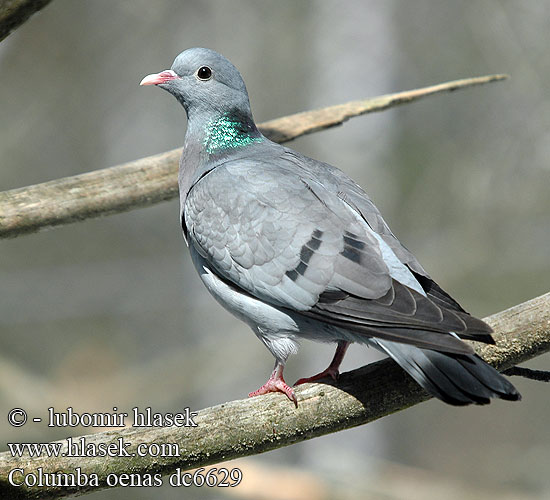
[295,367,339,386]
[249,363,298,407]
[294,341,350,387]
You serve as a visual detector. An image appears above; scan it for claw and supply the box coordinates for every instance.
[249,362,298,407]
[295,366,339,386]
[294,341,350,387]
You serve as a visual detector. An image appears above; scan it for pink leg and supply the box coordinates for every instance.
[295,341,350,386]
[249,361,297,407]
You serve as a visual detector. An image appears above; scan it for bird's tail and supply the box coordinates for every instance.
[372,339,521,405]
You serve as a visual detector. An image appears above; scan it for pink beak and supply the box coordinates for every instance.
[140,69,179,86]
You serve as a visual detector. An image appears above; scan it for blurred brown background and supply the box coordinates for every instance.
[1,1,549,499]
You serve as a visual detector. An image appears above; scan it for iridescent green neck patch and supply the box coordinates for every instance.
[203,112,263,154]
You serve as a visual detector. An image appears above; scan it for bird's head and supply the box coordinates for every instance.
[140,47,252,121]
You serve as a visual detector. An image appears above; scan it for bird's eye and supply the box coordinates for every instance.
[197,66,212,80]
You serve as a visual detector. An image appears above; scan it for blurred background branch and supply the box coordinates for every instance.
[0,75,506,239]
[0,290,548,499]
[0,0,52,42]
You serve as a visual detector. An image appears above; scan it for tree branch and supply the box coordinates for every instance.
[0,74,507,239]
[0,291,548,499]
[0,0,52,42]
[504,366,550,382]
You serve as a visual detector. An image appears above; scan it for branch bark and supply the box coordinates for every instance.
[0,0,52,42]
[0,291,548,499]
[0,74,507,239]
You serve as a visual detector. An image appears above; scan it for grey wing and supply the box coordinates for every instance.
[184,160,391,311]
[185,158,490,354]
[281,149,476,315]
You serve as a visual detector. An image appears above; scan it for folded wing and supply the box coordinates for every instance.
[184,156,493,356]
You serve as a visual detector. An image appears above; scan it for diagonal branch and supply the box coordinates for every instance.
[0,0,53,42]
[0,74,507,239]
[0,291,548,499]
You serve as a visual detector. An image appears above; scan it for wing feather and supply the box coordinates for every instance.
[184,153,493,353]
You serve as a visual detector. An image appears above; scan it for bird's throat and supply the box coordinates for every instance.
[203,112,263,155]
